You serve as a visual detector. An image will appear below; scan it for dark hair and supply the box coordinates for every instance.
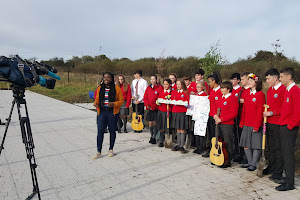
[99,72,116,106]
[221,81,233,92]
[169,73,177,79]
[241,72,250,77]
[265,68,280,79]
[208,71,222,85]
[183,76,192,81]
[134,70,142,77]
[230,73,241,80]
[151,74,157,80]
[163,78,172,85]
[280,67,295,80]
[248,75,263,91]
[195,68,205,75]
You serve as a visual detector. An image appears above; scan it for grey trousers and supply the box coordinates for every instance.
[219,124,234,162]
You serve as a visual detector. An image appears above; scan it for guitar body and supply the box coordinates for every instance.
[210,137,229,166]
[131,112,144,131]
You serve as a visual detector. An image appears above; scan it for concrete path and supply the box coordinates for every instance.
[0,90,299,200]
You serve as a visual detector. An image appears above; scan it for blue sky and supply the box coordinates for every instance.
[0,0,299,63]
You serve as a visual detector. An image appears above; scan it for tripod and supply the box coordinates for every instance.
[0,85,41,200]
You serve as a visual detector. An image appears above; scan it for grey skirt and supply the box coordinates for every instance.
[157,110,171,131]
[119,100,129,116]
[171,112,189,130]
[146,110,158,121]
[239,126,262,149]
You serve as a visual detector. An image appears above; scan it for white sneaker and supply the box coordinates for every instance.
[92,152,102,159]
[108,150,114,157]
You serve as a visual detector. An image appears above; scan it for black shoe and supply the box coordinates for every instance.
[151,138,157,144]
[202,151,210,157]
[158,142,164,147]
[149,137,153,144]
[193,149,203,154]
[262,166,272,175]
[240,164,250,168]
[124,129,128,133]
[180,147,188,154]
[171,145,180,151]
[274,177,286,184]
[134,130,137,133]
[247,165,256,171]
[219,162,231,168]
[118,129,122,133]
[275,184,295,191]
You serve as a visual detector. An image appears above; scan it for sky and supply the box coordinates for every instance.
[0,0,299,63]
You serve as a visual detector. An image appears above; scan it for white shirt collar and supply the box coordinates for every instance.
[213,85,220,92]
[196,80,203,83]
[273,82,282,90]
[172,83,176,87]
[244,86,250,89]
[187,84,191,88]
[164,89,171,93]
[250,89,257,95]
[222,93,231,99]
[233,85,240,90]
[178,89,183,93]
[198,91,204,95]
[287,82,296,91]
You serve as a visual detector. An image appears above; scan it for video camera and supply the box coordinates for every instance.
[0,55,60,89]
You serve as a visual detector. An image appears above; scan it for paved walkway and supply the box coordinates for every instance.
[0,90,299,200]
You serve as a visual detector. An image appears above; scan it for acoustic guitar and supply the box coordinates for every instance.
[210,108,229,166]
[131,94,144,131]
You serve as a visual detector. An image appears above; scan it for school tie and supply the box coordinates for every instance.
[135,80,139,96]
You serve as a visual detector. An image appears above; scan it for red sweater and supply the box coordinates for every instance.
[279,84,300,130]
[144,84,163,111]
[187,84,196,94]
[191,81,210,95]
[208,87,222,116]
[171,83,177,91]
[232,86,242,99]
[266,84,286,125]
[158,89,173,112]
[217,94,239,125]
[197,92,208,96]
[239,90,266,131]
[171,90,190,113]
[120,83,132,108]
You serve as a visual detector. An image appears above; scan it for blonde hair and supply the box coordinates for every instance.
[116,75,128,92]
[197,82,207,94]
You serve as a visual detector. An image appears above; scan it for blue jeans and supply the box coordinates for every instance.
[97,110,119,153]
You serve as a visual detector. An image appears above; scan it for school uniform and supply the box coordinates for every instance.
[208,86,222,141]
[171,83,177,91]
[191,80,210,95]
[131,77,148,119]
[144,84,163,121]
[194,91,208,153]
[239,90,265,148]
[265,82,286,178]
[187,84,197,94]
[217,93,239,163]
[278,83,300,188]
[157,89,172,131]
[119,83,132,116]
[171,90,190,130]
[231,85,243,159]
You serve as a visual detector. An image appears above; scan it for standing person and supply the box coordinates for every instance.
[131,70,148,133]
[169,73,177,91]
[194,82,208,154]
[214,81,239,167]
[116,75,131,133]
[202,71,222,157]
[92,72,124,159]
[239,72,251,104]
[230,73,244,162]
[156,79,173,147]
[275,67,300,191]
[144,75,163,145]
[239,73,265,171]
[263,68,286,182]
[184,76,195,94]
[171,79,190,154]
[191,68,210,95]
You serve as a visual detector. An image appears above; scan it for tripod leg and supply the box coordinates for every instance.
[0,100,16,155]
